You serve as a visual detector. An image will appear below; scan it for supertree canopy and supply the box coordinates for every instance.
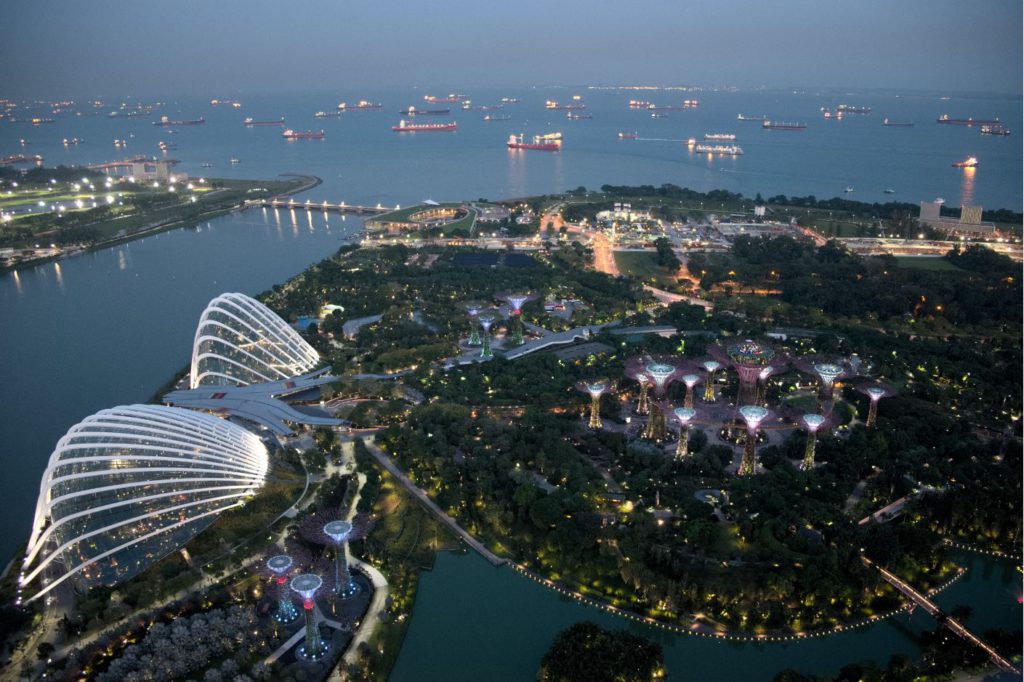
[672,407,697,460]
[681,373,702,409]
[858,384,895,427]
[793,356,848,405]
[738,405,770,475]
[477,312,500,358]
[259,544,311,625]
[800,413,828,470]
[300,512,370,599]
[701,360,721,402]
[463,301,486,346]
[290,571,331,660]
[496,291,537,345]
[577,380,609,429]
[711,340,778,406]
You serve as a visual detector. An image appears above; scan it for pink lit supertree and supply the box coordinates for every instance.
[626,356,681,425]
[300,512,371,599]
[799,413,830,470]
[737,405,771,475]
[680,372,702,409]
[701,360,722,402]
[289,560,336,661]
[709,339,779,407]
[576,380,610,429]
[857,383,895,427]
[672,407,697,460]
[496,291,537,345]
[258,543,311,625]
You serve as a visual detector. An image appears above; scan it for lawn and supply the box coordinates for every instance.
[614,250,678,286]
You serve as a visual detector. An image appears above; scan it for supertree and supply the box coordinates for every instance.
[634,373,651,415]
[680,373,702,409]
[711,340,778,407]
[800,413,828,470]
[300,512,370,600]
[858,384,895,427]
[794,357,848,407]
[259,544,310,625]
[478,312,499,358]
[738,405,770,475]
[701,360,721,402]
[644,401,669,441]
[290,569,333,661]
[496,291,537,346]
[577,380,609,429]
[463,301,485,346]
[672,407,697,460]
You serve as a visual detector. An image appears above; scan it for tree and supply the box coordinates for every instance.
[36,641,55,662]
[538,621,664,682]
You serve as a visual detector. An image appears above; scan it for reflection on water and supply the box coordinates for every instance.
[960,166,976,206]
[53,262,63,290]
[11,269,21,295]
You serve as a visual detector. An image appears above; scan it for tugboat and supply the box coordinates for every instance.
[618,131,638,139]
[980,125,1010,136]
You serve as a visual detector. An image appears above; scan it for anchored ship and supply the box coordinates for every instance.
[694,144,743,155]
[837,104,871,114]
[762,120,806,130]
[483,114,512,121]
[704,133,736,141]
[400,107,450,115]
[618,131,638,139]
[392,119,457,132]
[980,125,1010,136]
[545,100,586,110]
[244,117,285,126]
[951,156,978,168]
[282,129,325,139]
[507,133,561,151]
[314,111,342,118]
[425,94,467,103]
[153,115,205,126]
[567,112,592,120]
[937,114,1000,126]
[337,101,382,111]
[883,118,914,127]
[737,114,768,122]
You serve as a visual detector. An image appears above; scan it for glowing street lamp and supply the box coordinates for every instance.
[800,414,827,470]
[738,406,769,476]
[672,407,697,460]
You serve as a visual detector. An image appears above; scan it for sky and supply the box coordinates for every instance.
[0,0,1021,98]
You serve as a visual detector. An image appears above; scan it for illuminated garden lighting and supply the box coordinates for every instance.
[463,301,485,346]
[577,381,608,429]
[290,573,329,660]
[645,362,678,398]
[738,405,770,475]
[478,312,498,358]
[713,339,778,406]
[266,554,300,624]
[681,374,701,409]
[496,291,536,345]
[672,407,697,460]
[702,360,721,402]
[858,384,895,427]
[813,363,844,400]
[800,413,827,470]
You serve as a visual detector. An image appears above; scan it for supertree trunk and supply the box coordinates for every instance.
[481,333,492,358]
[739,435,757,475]
[801,432,817,470]
[644,403,666,441]
[511,317,525,346]
[684,387,694,410]
[469,325,481,346]
[303,602,323,657]
[867,400,879,427]
[588,395,603,429]
[636,382,650,415]
[675,426,690,460]
[704,372,716,402]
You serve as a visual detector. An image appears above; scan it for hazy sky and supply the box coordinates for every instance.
[1,0,1020,98]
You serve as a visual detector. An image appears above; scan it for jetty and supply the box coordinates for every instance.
[246,197,391,216]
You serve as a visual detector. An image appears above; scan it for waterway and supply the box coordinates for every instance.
[392,550,1021,681]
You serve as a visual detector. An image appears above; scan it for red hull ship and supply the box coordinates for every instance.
[507,134,560,151]
[282,129,325,139]
[392,120,457,132]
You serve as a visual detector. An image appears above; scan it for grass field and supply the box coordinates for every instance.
[614,250,678,286]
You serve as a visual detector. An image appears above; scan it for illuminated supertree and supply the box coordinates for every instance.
[259,544,310,625]
[794,357,848,407]
[644,401,668,442]
[634,374,651,415]
[300,512,370,600]
[577,380,609,429]
[711,340,777,407]
[478,312,499,358]
[858,384,895,427]
[738,405,770,475]
[701,360,721,402]
[496,291,537,346]
[680,373,702,409]
[290,570,332,661]
[644,360,680,400]
[800,413,828,470]
[672,407,697,460]
[463,301,485,346]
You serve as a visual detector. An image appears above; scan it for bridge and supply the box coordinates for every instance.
[862,555,1020,676]
[246,197,391,215]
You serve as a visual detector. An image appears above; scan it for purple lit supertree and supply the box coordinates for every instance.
[300,512,370,600]
[858,384,895,427]
[463,301,486,346]
[794,357,849,407]
[258,544,310,625]
[672,407,697,460]
[477,312,499,358]
[680,373,702,409]
[701,360,721,402]
[800,413,829,470]
[710,340,778,407]
[496,291,537,345]
[576,380,609,429]
[626,356,681,422]
[290,566,334,661]
[738,405,771,475]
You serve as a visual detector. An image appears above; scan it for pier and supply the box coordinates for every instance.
[246,197,391,216]
[862,555,1020,676]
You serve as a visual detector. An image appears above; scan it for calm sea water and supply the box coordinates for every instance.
[3,87,1021,209]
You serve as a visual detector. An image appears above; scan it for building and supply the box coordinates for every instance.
[918,201,996,236]
[20,405,269,602]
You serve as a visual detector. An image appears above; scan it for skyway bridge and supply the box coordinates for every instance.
[245,197,391,215]
[861,555,1020,676]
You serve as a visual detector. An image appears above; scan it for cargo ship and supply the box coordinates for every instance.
[937,114,1000,126]
[545,100,586,110]
[694,144,743,156]
[500,97,519,104]
[30,118,55,125]
[882,118,914,127]
[244,117,285,126]
[822,109,844,120]
[618,131,638,139]
[951,156,978,168]
[629,100,654,109]
[314,111,342,118]
[210,99,242,108]
[762,121,806,130]
[483,114,512,121]
[837,104,871,114]
[704,133,736,141]
[425,94,467,103]
[399,107,450,115]
[649,100,699,111]
[153,115,205,126]
[392,119,457,132]
[282,129,325,139]
[537,132,562,141]
[337,100,382,111]
[737,114,768,122]
[980,125,1010,136]
[507,133,561,151]
[567,112,592,120]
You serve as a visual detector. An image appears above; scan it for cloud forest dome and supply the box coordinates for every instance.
[20,405,268,602]
[190,292,320,389]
